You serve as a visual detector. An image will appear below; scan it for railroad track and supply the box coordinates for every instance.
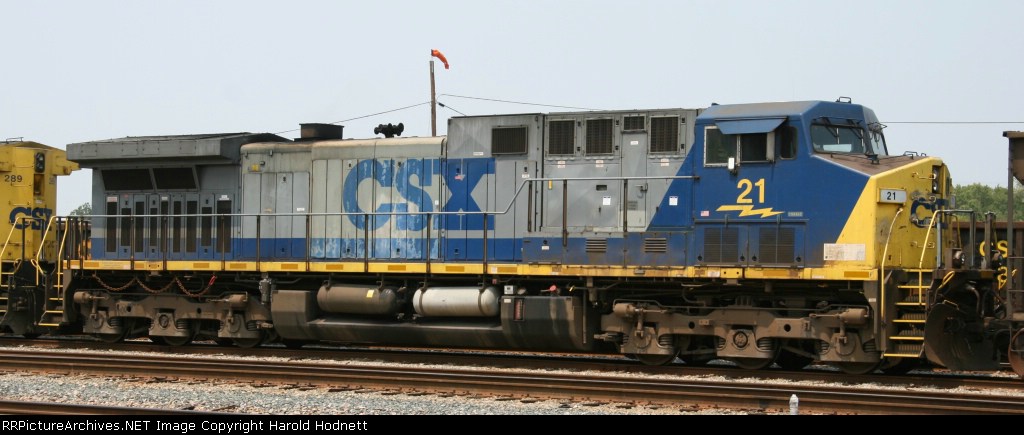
[1,337,1020,393]
[0,399,219,415]
[0,346,1021,414]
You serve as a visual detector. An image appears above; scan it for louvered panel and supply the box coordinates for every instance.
[704,228,722,263]
[585,238,607,253]
[722,228,739,262]
[643,237,668,253]
[586,119,613,155]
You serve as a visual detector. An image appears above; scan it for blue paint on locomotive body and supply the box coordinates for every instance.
[85,101,883,268]
[647,101,874,267]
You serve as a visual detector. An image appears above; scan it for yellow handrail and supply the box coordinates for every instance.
[917,211,940,270]
[29,216,62,285]
[30,214,60,272]
[879,207,903,325]
[0,219,27,286]
[33,216,58,263]
[52,218,72,293]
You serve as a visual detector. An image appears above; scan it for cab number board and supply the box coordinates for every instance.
[879,189,906,204]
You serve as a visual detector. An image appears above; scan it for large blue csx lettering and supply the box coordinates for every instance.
[343,159,397,230]
[342,158,494,230]
[8,207,52,230]
[441,158,494,230]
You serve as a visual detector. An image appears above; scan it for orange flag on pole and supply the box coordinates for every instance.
[431,49,449,69]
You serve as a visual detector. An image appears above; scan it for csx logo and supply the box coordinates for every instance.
[342,158,494,231]
[8,207,52,230]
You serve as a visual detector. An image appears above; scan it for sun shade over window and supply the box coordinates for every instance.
[715,118,786,135]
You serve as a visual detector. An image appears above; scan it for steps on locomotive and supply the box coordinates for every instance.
[0,264,12,316]
[36,269,64,327]
[894,274,929,306]
[884,269,931,358]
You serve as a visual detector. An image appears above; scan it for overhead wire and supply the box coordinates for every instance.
[884,121,1024,124]
[270,96,1024,137]
[269,95,601,136]
[439,93,602,111]
[273,101,431,135]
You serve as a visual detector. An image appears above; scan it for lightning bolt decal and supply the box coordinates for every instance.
[716,205,784,218]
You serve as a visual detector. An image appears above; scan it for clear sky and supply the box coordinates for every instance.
[3,1,1022,214]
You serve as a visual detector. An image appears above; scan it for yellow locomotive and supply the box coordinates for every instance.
[0,140,77,336]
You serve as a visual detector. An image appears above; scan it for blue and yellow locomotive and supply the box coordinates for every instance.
[6,98,1014,375]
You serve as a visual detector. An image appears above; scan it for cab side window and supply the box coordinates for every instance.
[704,124,799,166]
[776,126,797,159]
[705,127,736,165]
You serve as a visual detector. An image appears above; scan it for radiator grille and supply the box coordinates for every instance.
[586,119,613,155]
[650,116,679,153]
[548,120,575,155]
[644,238,668,253]
[623,115,645,131]
[585,238,607,253]
[491,126,528,154]
[758,227,795,264]
[703,227,739,263]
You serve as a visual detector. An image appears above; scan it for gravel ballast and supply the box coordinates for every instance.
[0,343,1018,415]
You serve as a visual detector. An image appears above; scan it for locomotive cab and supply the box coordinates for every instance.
[601,100,952,373]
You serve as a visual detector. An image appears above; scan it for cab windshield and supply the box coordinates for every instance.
[811,124,888,156]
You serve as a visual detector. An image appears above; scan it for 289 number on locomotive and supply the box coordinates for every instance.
[3,175,23,184]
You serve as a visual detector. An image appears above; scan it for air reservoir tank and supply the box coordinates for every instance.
[412,286,501,317]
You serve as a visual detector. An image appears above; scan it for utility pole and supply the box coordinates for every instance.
[429,49,448,137]
[430,59,437,136]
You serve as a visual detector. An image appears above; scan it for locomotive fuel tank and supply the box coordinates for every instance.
[316,284,401,316]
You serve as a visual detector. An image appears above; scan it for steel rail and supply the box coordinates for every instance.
[2,337,1021,393]
[0,399,223,415]
[0,348,1021,414]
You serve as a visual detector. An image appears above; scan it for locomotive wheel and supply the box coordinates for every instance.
[93,329,130,344]
[832,361,882,375]
[93,319,133,343]
[233,331,266,348]
[731,357,776,370]
[775,350,814,371]
[879,357,919,375]
[149,336,168,345]
[1008,329,1024,378]
[162,335,193,346]
[161,323,198,347]
[634,352,678,366]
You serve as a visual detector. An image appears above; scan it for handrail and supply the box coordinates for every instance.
[70,175,700,221]
[59,174,701,265]
[28,215,68,285]
[53,217,71,292]
[0,219,23,286]
[921,209,979,270]
[0,218,22,261]
[880,206,903,327]
[1,217,44,285]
